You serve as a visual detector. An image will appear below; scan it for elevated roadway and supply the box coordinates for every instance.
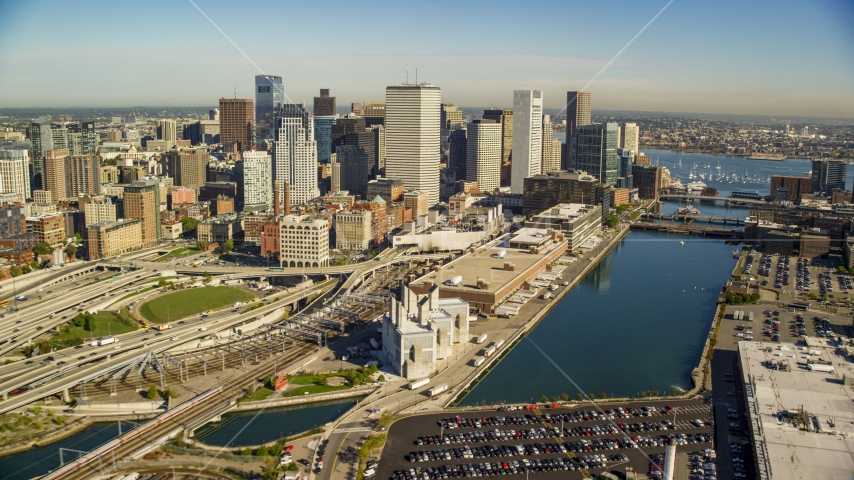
[0,278,335,413]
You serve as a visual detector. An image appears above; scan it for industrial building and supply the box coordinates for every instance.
[382,283,470,379]
[738,340,854,480]
[407,228,567,313]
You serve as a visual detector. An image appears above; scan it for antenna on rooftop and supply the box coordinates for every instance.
[406,70,409,84]
[234,83,237,98]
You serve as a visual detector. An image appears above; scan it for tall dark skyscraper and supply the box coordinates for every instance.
[255,75,283,147]
[565,91,591,169]
[571,123,619,186]
[220,98,254,151]
[314,89,336,116]
[811,159,847,195]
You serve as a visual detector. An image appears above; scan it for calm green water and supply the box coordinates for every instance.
[194,397,359,447]
[0,422,129,480]
[0,399,358,479]
[459,230,737,405]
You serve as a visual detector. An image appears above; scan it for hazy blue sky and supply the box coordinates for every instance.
[1,0,852,117]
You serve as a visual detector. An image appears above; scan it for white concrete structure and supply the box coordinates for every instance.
[525,203,602,251]
[385,83,441,205]
[0,149,31,202]
[241,150,273,210]
[273,104,320,207]
[510,90,543,194]
[621,122,639,156]
[465,120,502,192]
[279,214,329,268]
[382,284,469,379]
[739,340,854,480]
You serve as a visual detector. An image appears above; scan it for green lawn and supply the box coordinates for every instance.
[51,311,138,343]
[288,374,326,385]
[154,246,199,262]
[240,387,275,402]
[139,286,254,323]
[281,384,350,397]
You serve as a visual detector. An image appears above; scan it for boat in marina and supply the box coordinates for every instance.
[686,181,707,195]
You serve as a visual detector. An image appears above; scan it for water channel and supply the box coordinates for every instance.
[459,229,738,405]
[0,398,358,479]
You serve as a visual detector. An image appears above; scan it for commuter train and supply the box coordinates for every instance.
[41,386,223,480]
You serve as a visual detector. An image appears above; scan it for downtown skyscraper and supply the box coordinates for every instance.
[510,90,543,194]
[272,104,320,208]
[565,91,591,169]
[255,75,283,148]
[572,123,619,186]
[466,119,502,192]
[384,83,441,205]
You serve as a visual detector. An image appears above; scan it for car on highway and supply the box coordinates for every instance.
[63,409,74,413]
[170,336,178,341]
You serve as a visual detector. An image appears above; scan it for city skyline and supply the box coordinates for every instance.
[0,0,852,117]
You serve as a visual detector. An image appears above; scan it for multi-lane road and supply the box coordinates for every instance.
[0,277,336,414]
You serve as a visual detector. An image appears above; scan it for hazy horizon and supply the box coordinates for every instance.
[1,0,853,117]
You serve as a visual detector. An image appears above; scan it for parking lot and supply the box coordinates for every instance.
[375,399,715,480]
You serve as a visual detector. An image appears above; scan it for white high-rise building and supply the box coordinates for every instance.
[510,90,543,194]
[240,150,273,211]
[620,122,639,156]
[465,120,502,192]
[272,104,320,208]
[385,83,441,205]
[0,149,31,201]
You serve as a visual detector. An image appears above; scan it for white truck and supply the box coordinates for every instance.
[370,338,380,350]
[476,334,488,344]
[408,378,430,390]
[91,337,117,347]
[428,384,448,397]
[808,364,834,373]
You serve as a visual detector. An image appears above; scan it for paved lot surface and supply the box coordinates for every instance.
[376,399,715,480]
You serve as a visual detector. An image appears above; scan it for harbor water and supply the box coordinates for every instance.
[0,398,357,479]
[0,422,132,480]
[459,230,737,405]
[194,397,359,447]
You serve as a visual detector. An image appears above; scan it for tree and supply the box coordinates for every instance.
[22,265,32,274]
[202,272,212,284]
[10,266,21,277]
[222,238,234,254]
[33,242,53,256]
[539,395,548,403]
[560,393,569,402]
[181,217,198,233]
[65,244,77,258]
[550,396,558,403]
[598,392,607,399]
[838,266,847,274]
[575,393,583,401]
[604,215,620,229]
[377,410,395,429]
[146,385,159,400]
[158,278,167,288]
[74,233,83,244]
[197,240,207,251]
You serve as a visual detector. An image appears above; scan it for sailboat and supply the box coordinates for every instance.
[678,158,683,169]
[716,160,721,171]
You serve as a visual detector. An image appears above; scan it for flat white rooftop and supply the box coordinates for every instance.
[738,340,854,480]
